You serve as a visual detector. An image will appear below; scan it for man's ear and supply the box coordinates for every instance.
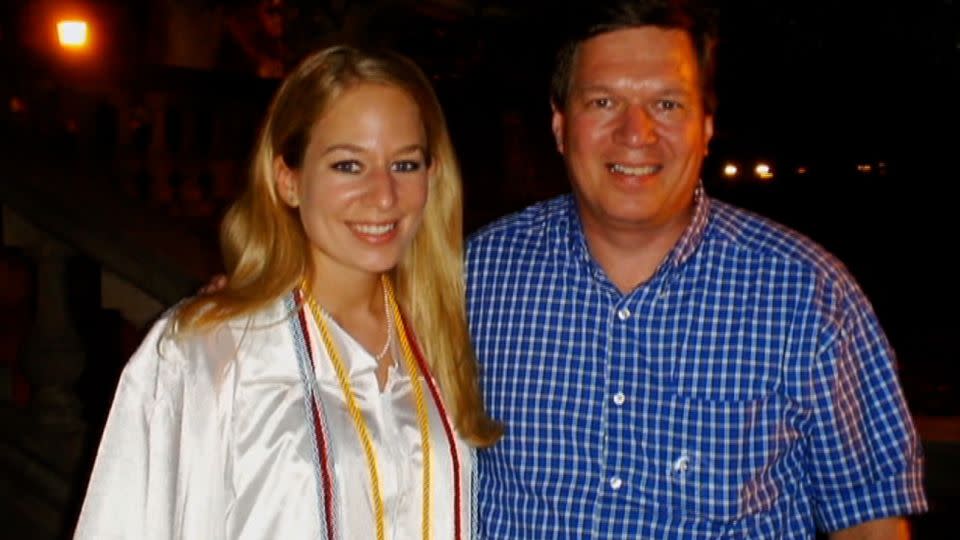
[550,102,565,154]
[703,114,714,156]
[274,156,299,207]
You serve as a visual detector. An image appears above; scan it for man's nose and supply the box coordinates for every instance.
[614,105,658,147]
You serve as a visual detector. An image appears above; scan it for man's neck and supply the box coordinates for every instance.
[581,208,694,294]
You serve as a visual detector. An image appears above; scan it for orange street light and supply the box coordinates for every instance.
[755,162,774,181]
[723,163,739,178]
[57,20,89,49]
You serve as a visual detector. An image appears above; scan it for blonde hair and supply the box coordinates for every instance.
[174,46,501,447]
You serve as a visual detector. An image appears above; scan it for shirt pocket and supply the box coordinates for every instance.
[645,392,784,522]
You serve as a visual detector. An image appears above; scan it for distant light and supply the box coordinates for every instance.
[9,97,26,114]
[723,163,739,178]
[57,20,89,48]
[796,166,808,175]
[856,163,873,173]
[755,162,774,180]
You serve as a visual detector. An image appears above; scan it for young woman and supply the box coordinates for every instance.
[75,45,501,540]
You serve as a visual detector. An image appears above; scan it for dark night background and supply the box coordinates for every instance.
[0,0,957,537]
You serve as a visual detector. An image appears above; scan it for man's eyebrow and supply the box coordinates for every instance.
[573,84,615,94]
[573,82,695,95]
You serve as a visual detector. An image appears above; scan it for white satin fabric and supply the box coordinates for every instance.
[74,298,472,539]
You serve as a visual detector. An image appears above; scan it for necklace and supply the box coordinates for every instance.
[301,275,433,540]
[373,282,392,361]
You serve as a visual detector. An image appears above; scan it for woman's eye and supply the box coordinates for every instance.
[331,160,362,173]
[392,160,423,173]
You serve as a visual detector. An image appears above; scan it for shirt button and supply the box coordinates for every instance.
[612,392,626,406]
[673,454,690,474]
[609,476,623,490]
[616,307,631,320]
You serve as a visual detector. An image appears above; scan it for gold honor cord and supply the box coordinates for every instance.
[383,277,432,540]
[302,275,433,540]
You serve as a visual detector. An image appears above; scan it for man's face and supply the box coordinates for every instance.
[552,27,713,238]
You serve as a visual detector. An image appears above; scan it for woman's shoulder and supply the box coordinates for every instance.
[124,295,296,394]
[166,294,294,343]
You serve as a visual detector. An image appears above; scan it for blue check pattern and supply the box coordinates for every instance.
[466,191,926,538]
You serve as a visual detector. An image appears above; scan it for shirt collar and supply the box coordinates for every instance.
[563,183,712,276]
[563,194,593,268]
[669,183,711,270]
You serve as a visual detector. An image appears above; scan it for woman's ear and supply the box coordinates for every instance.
[427,153,439,181]
[274,156,300,207]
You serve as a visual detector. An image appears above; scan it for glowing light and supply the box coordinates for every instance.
[755,162,774,180]
[723,163,739,178]
[57,20,89,48]
[9,97,26,114]
[796,166,808,175]
[856,163,873,173]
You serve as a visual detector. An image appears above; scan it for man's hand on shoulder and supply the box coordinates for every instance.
[198,274,228,295]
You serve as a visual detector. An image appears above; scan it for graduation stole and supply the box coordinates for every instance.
[286,278,464,540]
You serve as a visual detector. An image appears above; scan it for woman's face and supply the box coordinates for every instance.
[278,83,431,281]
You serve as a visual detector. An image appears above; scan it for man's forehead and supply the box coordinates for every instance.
[572,27,700,84]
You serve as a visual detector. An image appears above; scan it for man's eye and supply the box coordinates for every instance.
[657,100,684,111]
[590,98,613,109]
[331,161,362,173]
[392,160,423,173]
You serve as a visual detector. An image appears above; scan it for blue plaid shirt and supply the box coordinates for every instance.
[466,191,926,538]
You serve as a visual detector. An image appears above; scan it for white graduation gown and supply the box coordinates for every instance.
[74,297,473,539]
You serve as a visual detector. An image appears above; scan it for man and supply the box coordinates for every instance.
[465,0,927,538]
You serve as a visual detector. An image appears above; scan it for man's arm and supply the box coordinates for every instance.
[829,516,910,540]
[801,275,927,532]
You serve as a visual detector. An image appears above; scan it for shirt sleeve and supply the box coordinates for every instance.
[73,316,183,540]
[805,280,927,532]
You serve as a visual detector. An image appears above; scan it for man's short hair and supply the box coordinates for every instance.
[550,0,719,113]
